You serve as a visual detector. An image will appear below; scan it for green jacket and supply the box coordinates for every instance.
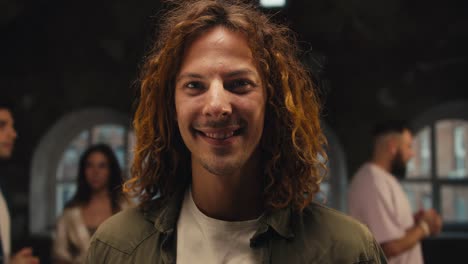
[86,193,387,264]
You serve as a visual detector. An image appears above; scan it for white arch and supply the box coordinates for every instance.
[322,123,348,211]
[412,100,468,131]
[29,108,130,235]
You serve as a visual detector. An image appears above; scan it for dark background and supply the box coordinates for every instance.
[1,0,467,262]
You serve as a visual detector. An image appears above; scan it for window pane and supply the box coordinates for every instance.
[407,127,431,179]
[436,119,468,179]
[318,152,329,182]
[92,124,126,167]
[441,185,468,222]
[402,183,432,212]
[56,182,77,217]
[56,130,89,181]
[260,0,286,8]
[316,182,330,205]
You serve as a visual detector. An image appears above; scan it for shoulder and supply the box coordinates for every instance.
[301,202,373,240]
[350,163,394,194]
[91,207,158,254]
[118,196,136,210]
[297,203,386,262]
[59,206,81,222]
[352,163,382,183]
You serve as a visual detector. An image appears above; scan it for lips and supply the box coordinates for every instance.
[0,142,13,149]
[194,126,243,142]
[204,131,235,140]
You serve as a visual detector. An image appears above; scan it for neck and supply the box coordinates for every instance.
[371,155,391,173]
[190,159,264,221]
[90,188,110,201]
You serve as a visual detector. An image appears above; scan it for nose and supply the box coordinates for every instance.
[202,80,232,118]
[409,148,415,159]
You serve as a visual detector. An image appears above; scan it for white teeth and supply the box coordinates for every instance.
[204,131,234,139]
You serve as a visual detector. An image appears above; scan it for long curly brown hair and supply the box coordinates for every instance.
[124,0,328,212]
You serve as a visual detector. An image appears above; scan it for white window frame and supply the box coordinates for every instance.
[409,100,468,232]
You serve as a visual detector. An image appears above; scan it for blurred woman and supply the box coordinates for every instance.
[53,144,129,264]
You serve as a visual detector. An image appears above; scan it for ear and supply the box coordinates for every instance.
[388,138,399,156]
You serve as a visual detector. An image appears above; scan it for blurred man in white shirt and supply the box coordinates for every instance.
[348,121,442,264]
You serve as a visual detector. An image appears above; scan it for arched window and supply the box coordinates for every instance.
[405,101,468,231]
[29,108,134,235]
[317,124,348,211]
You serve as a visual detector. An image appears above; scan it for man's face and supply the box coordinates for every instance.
[391,129,414,179]
[0,109,17,159]
[175,26,266,176]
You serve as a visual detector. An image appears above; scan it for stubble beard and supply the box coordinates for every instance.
[390,150,407,180]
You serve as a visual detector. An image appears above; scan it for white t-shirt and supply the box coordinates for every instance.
[176,189,261,264]
[348,162,423,264]
[0,190,11,263]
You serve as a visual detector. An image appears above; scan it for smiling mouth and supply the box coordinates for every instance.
[0,143,13,149]
[195,127,243,140]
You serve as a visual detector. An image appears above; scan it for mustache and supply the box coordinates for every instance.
[193,119,245,129]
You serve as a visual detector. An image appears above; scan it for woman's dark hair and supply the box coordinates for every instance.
[66,144,124,211]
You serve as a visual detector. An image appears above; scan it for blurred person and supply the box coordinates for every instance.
[348,121,442,264]
[53,144,130,264]
[86,1,387,263]
[0,102,39,264]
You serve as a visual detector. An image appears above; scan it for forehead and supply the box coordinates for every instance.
[87,151,108,160]
[179,26,254,69]
[0,109,13,123]
[401,129,413,143]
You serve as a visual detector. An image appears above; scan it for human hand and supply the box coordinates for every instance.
[433,210,443,235]
[414,209,425,223]
[421,209,443,236]
[10,247,40,264]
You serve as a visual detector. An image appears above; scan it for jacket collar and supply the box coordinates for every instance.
[144,188,295,239]
[260,206,295,239]
[144,189,185,234]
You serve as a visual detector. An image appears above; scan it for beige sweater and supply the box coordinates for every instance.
[0,190,11,264]
[53,200,132,264]
[53,207,90,264]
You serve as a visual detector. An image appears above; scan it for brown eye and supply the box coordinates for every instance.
[225,79,254,93]
[186,82,204,90]
[97,162,108,169]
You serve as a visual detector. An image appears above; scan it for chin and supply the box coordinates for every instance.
[202,159,242,176]
[0,152,12,159]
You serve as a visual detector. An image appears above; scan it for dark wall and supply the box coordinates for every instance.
[1,0,162,243]
[282,0,468,174]
[1,0,468,260]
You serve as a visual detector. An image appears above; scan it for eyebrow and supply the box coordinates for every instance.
[176,69,257,82]
[176,73,204,83]
[224,69,257,78]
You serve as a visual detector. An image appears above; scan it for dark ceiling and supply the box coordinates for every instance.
[1,0,468,171]
[2,0,467,108]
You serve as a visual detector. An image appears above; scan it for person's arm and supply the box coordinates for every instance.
[10,247,39,264]
[381,209,442,259]
[380,223,427,258]
[52,214,73,263]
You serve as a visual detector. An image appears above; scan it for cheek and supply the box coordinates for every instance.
[174,90,185,119]
[246,104,266,140]
[102,167,110,175]
[175,110,188,132]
